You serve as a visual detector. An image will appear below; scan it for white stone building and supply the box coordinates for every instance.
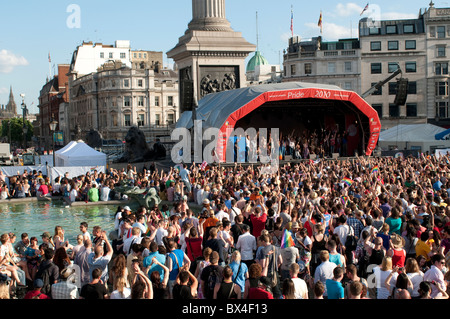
[359,16,427,129]
[67,41,179,142]
[283,36,361,94]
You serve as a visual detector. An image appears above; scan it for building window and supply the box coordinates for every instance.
[389,104,400,117]
[124,79,129,87]
[437,26,446,38]
[370,41,381,51]
[435,63,449,75]
[144,53,147,58]
[327,43,337,51]
[124,114,131,127]
[328,62,336,73]
[155,114,161,125]
[405,40,416,50]
[304,63,312,74]
[100,52,104,58]
[137,114,145,126]
[109,52,113,59]
[133,53,137,58]
[124,96,131,107]
[436,81,449,96]
[406,103,417,117]
[388,41,399,50]
[138,96,144,107]
[167,113,174,125]
[111,80,115,88]
[436,101,449,118]
[155,96,160,106]
[120,52,126,59]
[408,81,417,95]
[388,62,399,73]
[371,82,382,95]
[430,26,436,38]
[369,27,380,35]
[372,104,383,117]
[168,96,174,106]
[386,25,397,34]
[403,24,414,33]
[290,64,296,76]
[138,79,143,87]
[343,42,353,50]
[344,62,352,72]
[405,62,417,73]
[437,45,446,57]
[112,113,118,127]
[344,82,352,90]
[371,63,382,74]
[138,53,142,58]
[389,82,398,95]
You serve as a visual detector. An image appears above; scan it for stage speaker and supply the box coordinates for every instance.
[332,153,339,159]
[394,78,409,106]
[310,154,317,160]
[285,155,293,161]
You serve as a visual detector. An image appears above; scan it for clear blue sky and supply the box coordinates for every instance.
[0,0,441,114]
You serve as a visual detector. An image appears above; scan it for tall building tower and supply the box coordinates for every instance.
[5,86,17,116]
[167,0,256,114]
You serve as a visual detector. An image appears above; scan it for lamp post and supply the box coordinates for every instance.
[20,94,28,150]
[49,118,58,167]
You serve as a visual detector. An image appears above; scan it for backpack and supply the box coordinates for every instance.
[206,267,220,299]
[344,225,358,251]
[38,268,51,296]
[357,247,370,279]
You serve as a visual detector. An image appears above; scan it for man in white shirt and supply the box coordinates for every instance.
[333,215,351,246]
[290,263,308,299]
[229,199,241,225]
[132,214,148,237]
[235,224,256,268]
[215,203,229,223]
[100,184,110,201]
[153,219,168,246]
[314,250,337,298]
[423,254,447,298]
[123,227,142,256]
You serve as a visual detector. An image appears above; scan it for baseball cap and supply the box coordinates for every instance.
[34,279,44,288]
[41,232,51,239]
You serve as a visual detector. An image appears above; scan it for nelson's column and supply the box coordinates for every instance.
[167,0,256,114]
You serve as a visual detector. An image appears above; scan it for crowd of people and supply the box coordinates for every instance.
[1,153,450,300]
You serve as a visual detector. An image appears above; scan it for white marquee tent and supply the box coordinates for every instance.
[55,141,107,167]
[378,124,450,153]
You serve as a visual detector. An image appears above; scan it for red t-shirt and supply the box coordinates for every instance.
[185,237,203,261]
[250,213,267,238]
[38,184,49,195]
[24,290,51,299]
[248,287,274,299]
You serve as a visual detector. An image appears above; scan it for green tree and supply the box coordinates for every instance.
[1,118,34,146]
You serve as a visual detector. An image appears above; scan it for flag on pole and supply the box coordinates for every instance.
[281,229,295,249]
[290,6,294,37]
[371,165,379,174]
[360,3,369,16]
[200,161,208,171]
[318,11,323,34]
[48,52,51,63]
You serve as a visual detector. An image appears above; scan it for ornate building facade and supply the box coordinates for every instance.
[69,60,179,142]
